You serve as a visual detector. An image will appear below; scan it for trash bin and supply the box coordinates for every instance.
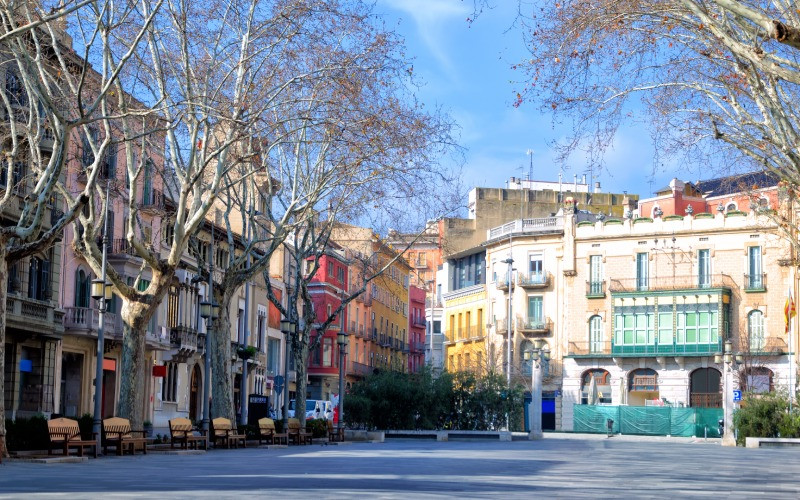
[247,394,270,426]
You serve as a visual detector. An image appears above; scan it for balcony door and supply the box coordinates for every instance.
[636,253,649,291]
[527,296,543,327]
[748,246,762,288]
[697,249,710,288]
[529,253,543,282]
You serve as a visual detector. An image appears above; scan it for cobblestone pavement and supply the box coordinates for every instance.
[1,435,798,499]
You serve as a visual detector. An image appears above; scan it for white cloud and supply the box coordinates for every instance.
[381,0,469,78]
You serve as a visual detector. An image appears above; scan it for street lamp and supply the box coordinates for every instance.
[280,318,297,429]
[337,331,349,438]
[91,183,112,457]
[199,298,219,447]
[524,340,550,440]
[715,339,739,446]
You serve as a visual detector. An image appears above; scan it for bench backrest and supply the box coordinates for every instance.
[287,418,302,432]
[169,417,193,438]
[103,417,132,438]
[48,417,80,443]
[212,417,232,437]
[258,418,275,433]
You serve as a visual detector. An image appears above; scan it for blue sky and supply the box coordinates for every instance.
[375,1,689,199]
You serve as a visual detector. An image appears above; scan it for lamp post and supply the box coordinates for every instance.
[280,318,296,429]
[524,340,550,440]
[199,298,219,448]
[337,331,348,437]
[91,184,112,457]
[714,340,739,446]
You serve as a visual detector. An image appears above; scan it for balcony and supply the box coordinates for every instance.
[516,316,551,336]
[371,328,378,342]
[413,258,427,269]
[412,317,426,328]
[744,273,766,292]
[608,274,735,294]
[350,361,373,377]
[494,319,510,336]
[495,273,512,291]
[63,307,122,339]
[108,238,140,260]
[169,325,198,362]
[586,281,606,298]
[566,338,723,358]
[518,271,551,289]
[49,207,64,227]
[487,217,564,240]
[141,188,165,211]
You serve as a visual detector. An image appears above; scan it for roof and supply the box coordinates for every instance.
[696,171,779,198]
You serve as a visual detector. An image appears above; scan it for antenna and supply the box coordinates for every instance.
[526,149,534,182]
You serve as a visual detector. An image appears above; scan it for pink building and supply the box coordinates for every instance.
[408,286,426,373]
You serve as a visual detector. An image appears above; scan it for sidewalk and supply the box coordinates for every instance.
[542,431,720,444]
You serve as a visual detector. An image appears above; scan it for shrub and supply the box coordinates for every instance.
[5,415,49,451]
[733,392,792,445]
[77,413,94,440]
[306,418,328,438]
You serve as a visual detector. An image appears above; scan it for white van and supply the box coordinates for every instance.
[288,399,334,421]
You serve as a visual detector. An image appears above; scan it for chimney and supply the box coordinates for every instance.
[582,174,587,185]
[595,182,601,193]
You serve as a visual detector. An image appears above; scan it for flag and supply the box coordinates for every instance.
[785,289,796,334]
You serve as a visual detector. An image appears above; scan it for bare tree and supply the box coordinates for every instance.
[202,0,461,422]
[0,1,156,456]
[71,0,299,428]
[506,1,800,246]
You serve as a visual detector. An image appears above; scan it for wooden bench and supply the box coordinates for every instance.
[288,418,312,445]
[169,418,207,450]
[211,417,247,449]
[102,417,148,456]
[327,420,344,443]
[47,418,98,458]
[258,418,287,445]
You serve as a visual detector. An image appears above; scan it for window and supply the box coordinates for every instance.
[527,296,543,328]
[589,316,603,353]
[103,144,117,179]
[257,310,266,351]
[267,338,280,375]
[337,266,344,283]
[747,246,763,289]
[744,367,773,393]
[748,310,765,351]
[323,338,333,367]
[698,249,710,288]
[614,312,654,346]
[636,253,649,291]
[82,128,98,167]
[6,69,27,106]
[589,255,603,294]
[528,253,543,282]
[328,261,334,278]
[74,270,90,307]
[142,160,153,205]
[161,363,178,403]
[237,306,245,344]
[676,309,717,345]
[27,256,50,301]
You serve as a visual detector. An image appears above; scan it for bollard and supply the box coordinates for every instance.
[606,418,614,438]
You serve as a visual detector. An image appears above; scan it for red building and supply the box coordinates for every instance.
[638,174,779,218]
[408,286,426,373]
[306,248,349,402]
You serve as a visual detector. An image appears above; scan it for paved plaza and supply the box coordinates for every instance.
[1,435,799,499]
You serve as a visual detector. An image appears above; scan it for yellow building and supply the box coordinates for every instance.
[443,285,488,373]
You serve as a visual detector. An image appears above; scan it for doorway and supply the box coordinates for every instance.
[60,352,83,417]
[102,360,116,418]
[189,364,200,421]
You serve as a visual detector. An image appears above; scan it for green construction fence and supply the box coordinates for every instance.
[573,405,722,437]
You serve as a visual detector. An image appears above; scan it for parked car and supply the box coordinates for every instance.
[287,399,334,421]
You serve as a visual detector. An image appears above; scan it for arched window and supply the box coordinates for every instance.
[726,202,737,212]
[744,367,774,393]
[74,269,90,308]
[748,310,765,351]
[757,197,770,211]
[581,369,611,404]
[690,368,721,407]
[589,315,603,353]
[629,368,658,392]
